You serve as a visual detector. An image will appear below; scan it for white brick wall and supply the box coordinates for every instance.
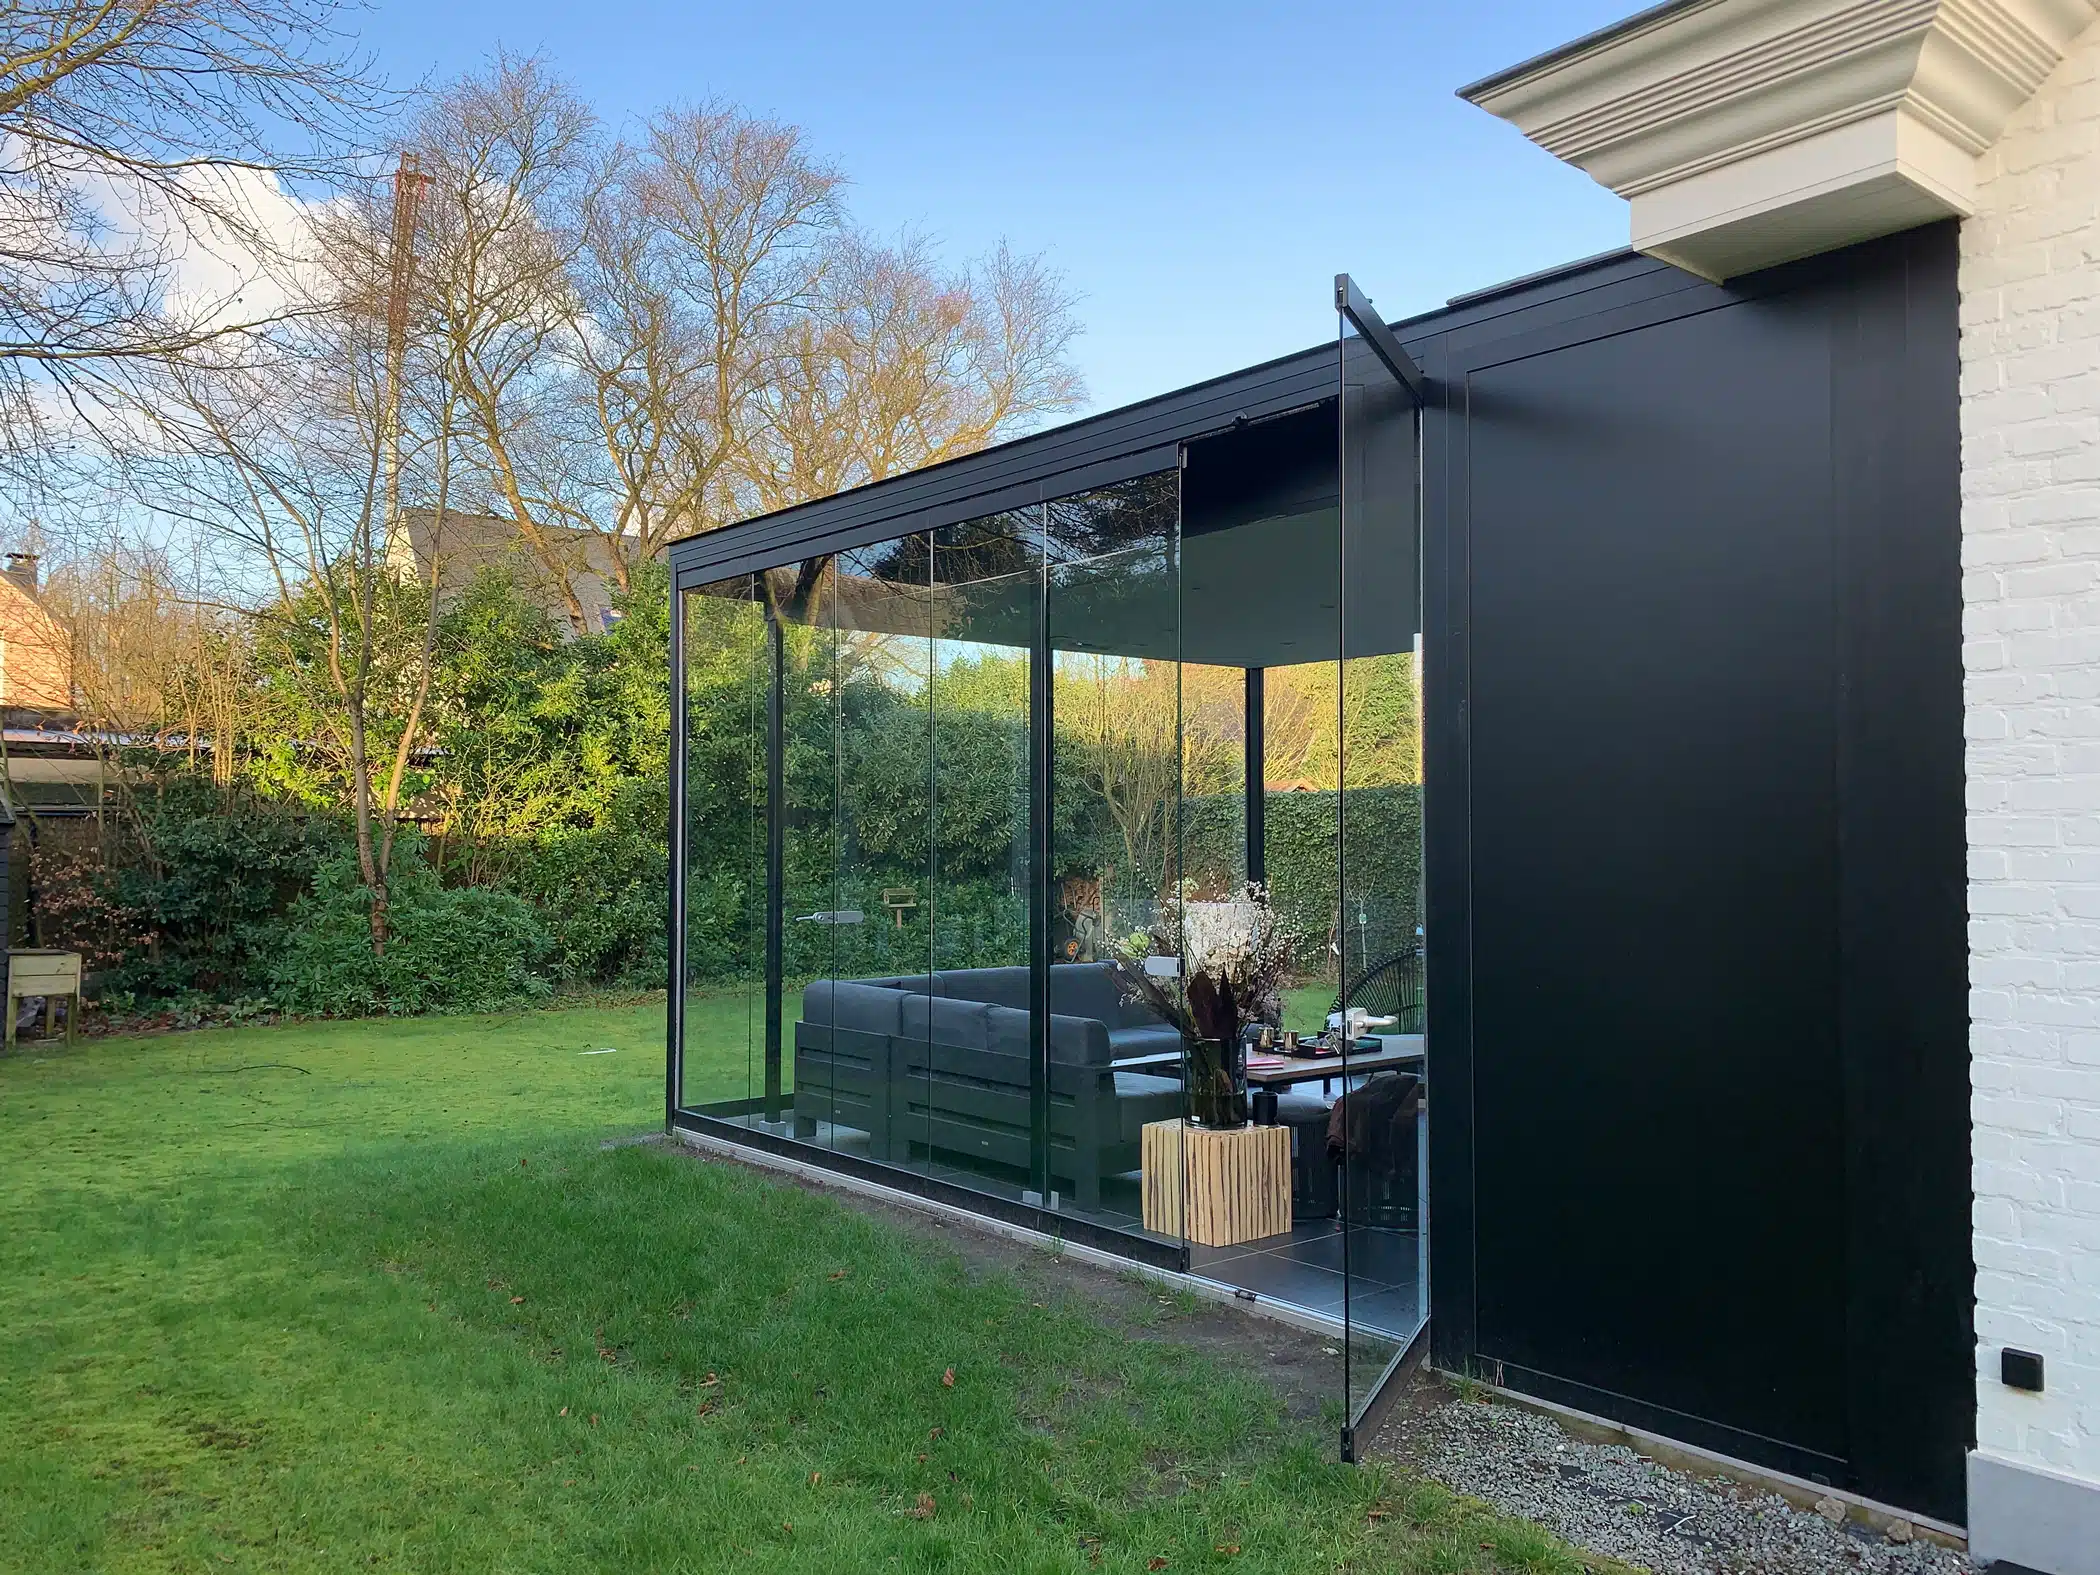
[1962,13,2100,1490]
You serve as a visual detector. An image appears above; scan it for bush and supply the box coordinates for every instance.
[102,777,350,999]
[272,852,553,1016]
[498,777,669,990]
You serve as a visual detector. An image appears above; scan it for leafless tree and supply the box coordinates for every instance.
[130,188,462,952]
[563,99,844,586]
[0,0,388,497]
[408,56,605,630]
[746,233,1083,512]
[409,60,1083,627]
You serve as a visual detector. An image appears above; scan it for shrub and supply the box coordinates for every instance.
[272,852,553,1016]
[25,834,154,969]
[102,777,350,999]
[498,777,669,990]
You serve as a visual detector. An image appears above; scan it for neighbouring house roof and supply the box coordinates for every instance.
[390,508,635,635]
[0,568,74,717]
[1461,0,2100,279]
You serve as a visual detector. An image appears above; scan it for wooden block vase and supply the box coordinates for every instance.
[1140,1118,1291,1247]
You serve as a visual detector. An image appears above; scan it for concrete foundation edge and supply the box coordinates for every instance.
[1968,1450,2100,1575]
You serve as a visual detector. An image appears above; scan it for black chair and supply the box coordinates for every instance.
[1330,952,1424,1034]
[1328,1071,1421,1230]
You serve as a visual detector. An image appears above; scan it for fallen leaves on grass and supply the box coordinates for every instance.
[828,1268,850,1281]
[809,1471,821,1486]
[903,1492,936,1520]
[509,1296,525,1305]
[1214,1545,1240,1556]
[700,1373,721,1387]
[1146,1559,1169,1571]
[940,1367,955,1388]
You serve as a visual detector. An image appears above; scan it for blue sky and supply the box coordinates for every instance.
[351,1,1638,416]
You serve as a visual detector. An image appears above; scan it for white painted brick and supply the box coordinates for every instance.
[1965,18,2100,1490]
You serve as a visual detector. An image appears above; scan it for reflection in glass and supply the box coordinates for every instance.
[827,535,934,1160]
[1044,474,1188,1225]
[679,577,767,1113]
[671,384,1426,1417]
[883,515,1038,1187]
[1337,314,1427,1433]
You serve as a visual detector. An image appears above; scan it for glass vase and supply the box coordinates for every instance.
[1186,1036,1248,1129]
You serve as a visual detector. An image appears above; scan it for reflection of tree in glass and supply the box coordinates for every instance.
[1058,657,1180,903]
[1258,655,1417,790]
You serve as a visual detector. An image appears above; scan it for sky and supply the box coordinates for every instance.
[355,2,1636,417]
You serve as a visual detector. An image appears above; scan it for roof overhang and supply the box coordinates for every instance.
[1461,0,2099,280]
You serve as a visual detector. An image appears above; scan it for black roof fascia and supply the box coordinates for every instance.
[669,245,1670,584]
[1455,0,1711,102]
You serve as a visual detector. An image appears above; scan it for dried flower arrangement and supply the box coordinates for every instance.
[1111,882,1296,1127]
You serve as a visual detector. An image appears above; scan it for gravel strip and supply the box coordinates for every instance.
[1393,1391,1971,1575]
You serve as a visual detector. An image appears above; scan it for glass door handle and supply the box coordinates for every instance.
[794,910,866,925]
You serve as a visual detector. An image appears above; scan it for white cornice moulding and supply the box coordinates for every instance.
[1462,0,2100,280]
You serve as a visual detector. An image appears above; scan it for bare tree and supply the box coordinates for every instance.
[1057,656,1181,903]
[411,62,1082,625]
[746,233,1083,511]
[409,56,605,631]
[132,181,461,952]
[563,99,844,585]
[0,0,387,496]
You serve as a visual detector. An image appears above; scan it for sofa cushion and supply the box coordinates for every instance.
[901,992,992,1053]
[1106,1023,1185,1062]
[985,1002,1031,1059]
[1047,961,1120,1023]
[935,966,1030,1010]
[801,980,904,1036]
[1112,1072,1185,1141]
[1046,1012,1112,1066]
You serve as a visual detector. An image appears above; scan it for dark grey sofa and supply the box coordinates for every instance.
[793,962,1184,1209]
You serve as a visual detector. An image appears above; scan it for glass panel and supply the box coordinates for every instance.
[1337,309,1427,1438]
[918,513,1040,1190]
[768,558,838,1142]
[830,534,934,1163]
[1046,474,1184,1233]
[679,576,769,1114]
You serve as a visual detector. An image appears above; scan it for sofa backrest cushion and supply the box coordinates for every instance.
[934,966,1029,1010]
[802,980,905,1036]
[1050,962,1163,1031]
[901,992,993,1055]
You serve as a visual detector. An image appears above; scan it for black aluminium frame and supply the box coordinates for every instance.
[667,229,1972,1518]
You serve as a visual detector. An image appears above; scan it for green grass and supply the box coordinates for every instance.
[0,999,1606,1574]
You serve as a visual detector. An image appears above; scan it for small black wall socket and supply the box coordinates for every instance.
[2001,1348,2045,1392]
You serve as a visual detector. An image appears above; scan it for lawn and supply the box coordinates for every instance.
[0,998,1593,1574]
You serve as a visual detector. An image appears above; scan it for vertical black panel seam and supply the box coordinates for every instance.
[1830,260,1859,1493]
